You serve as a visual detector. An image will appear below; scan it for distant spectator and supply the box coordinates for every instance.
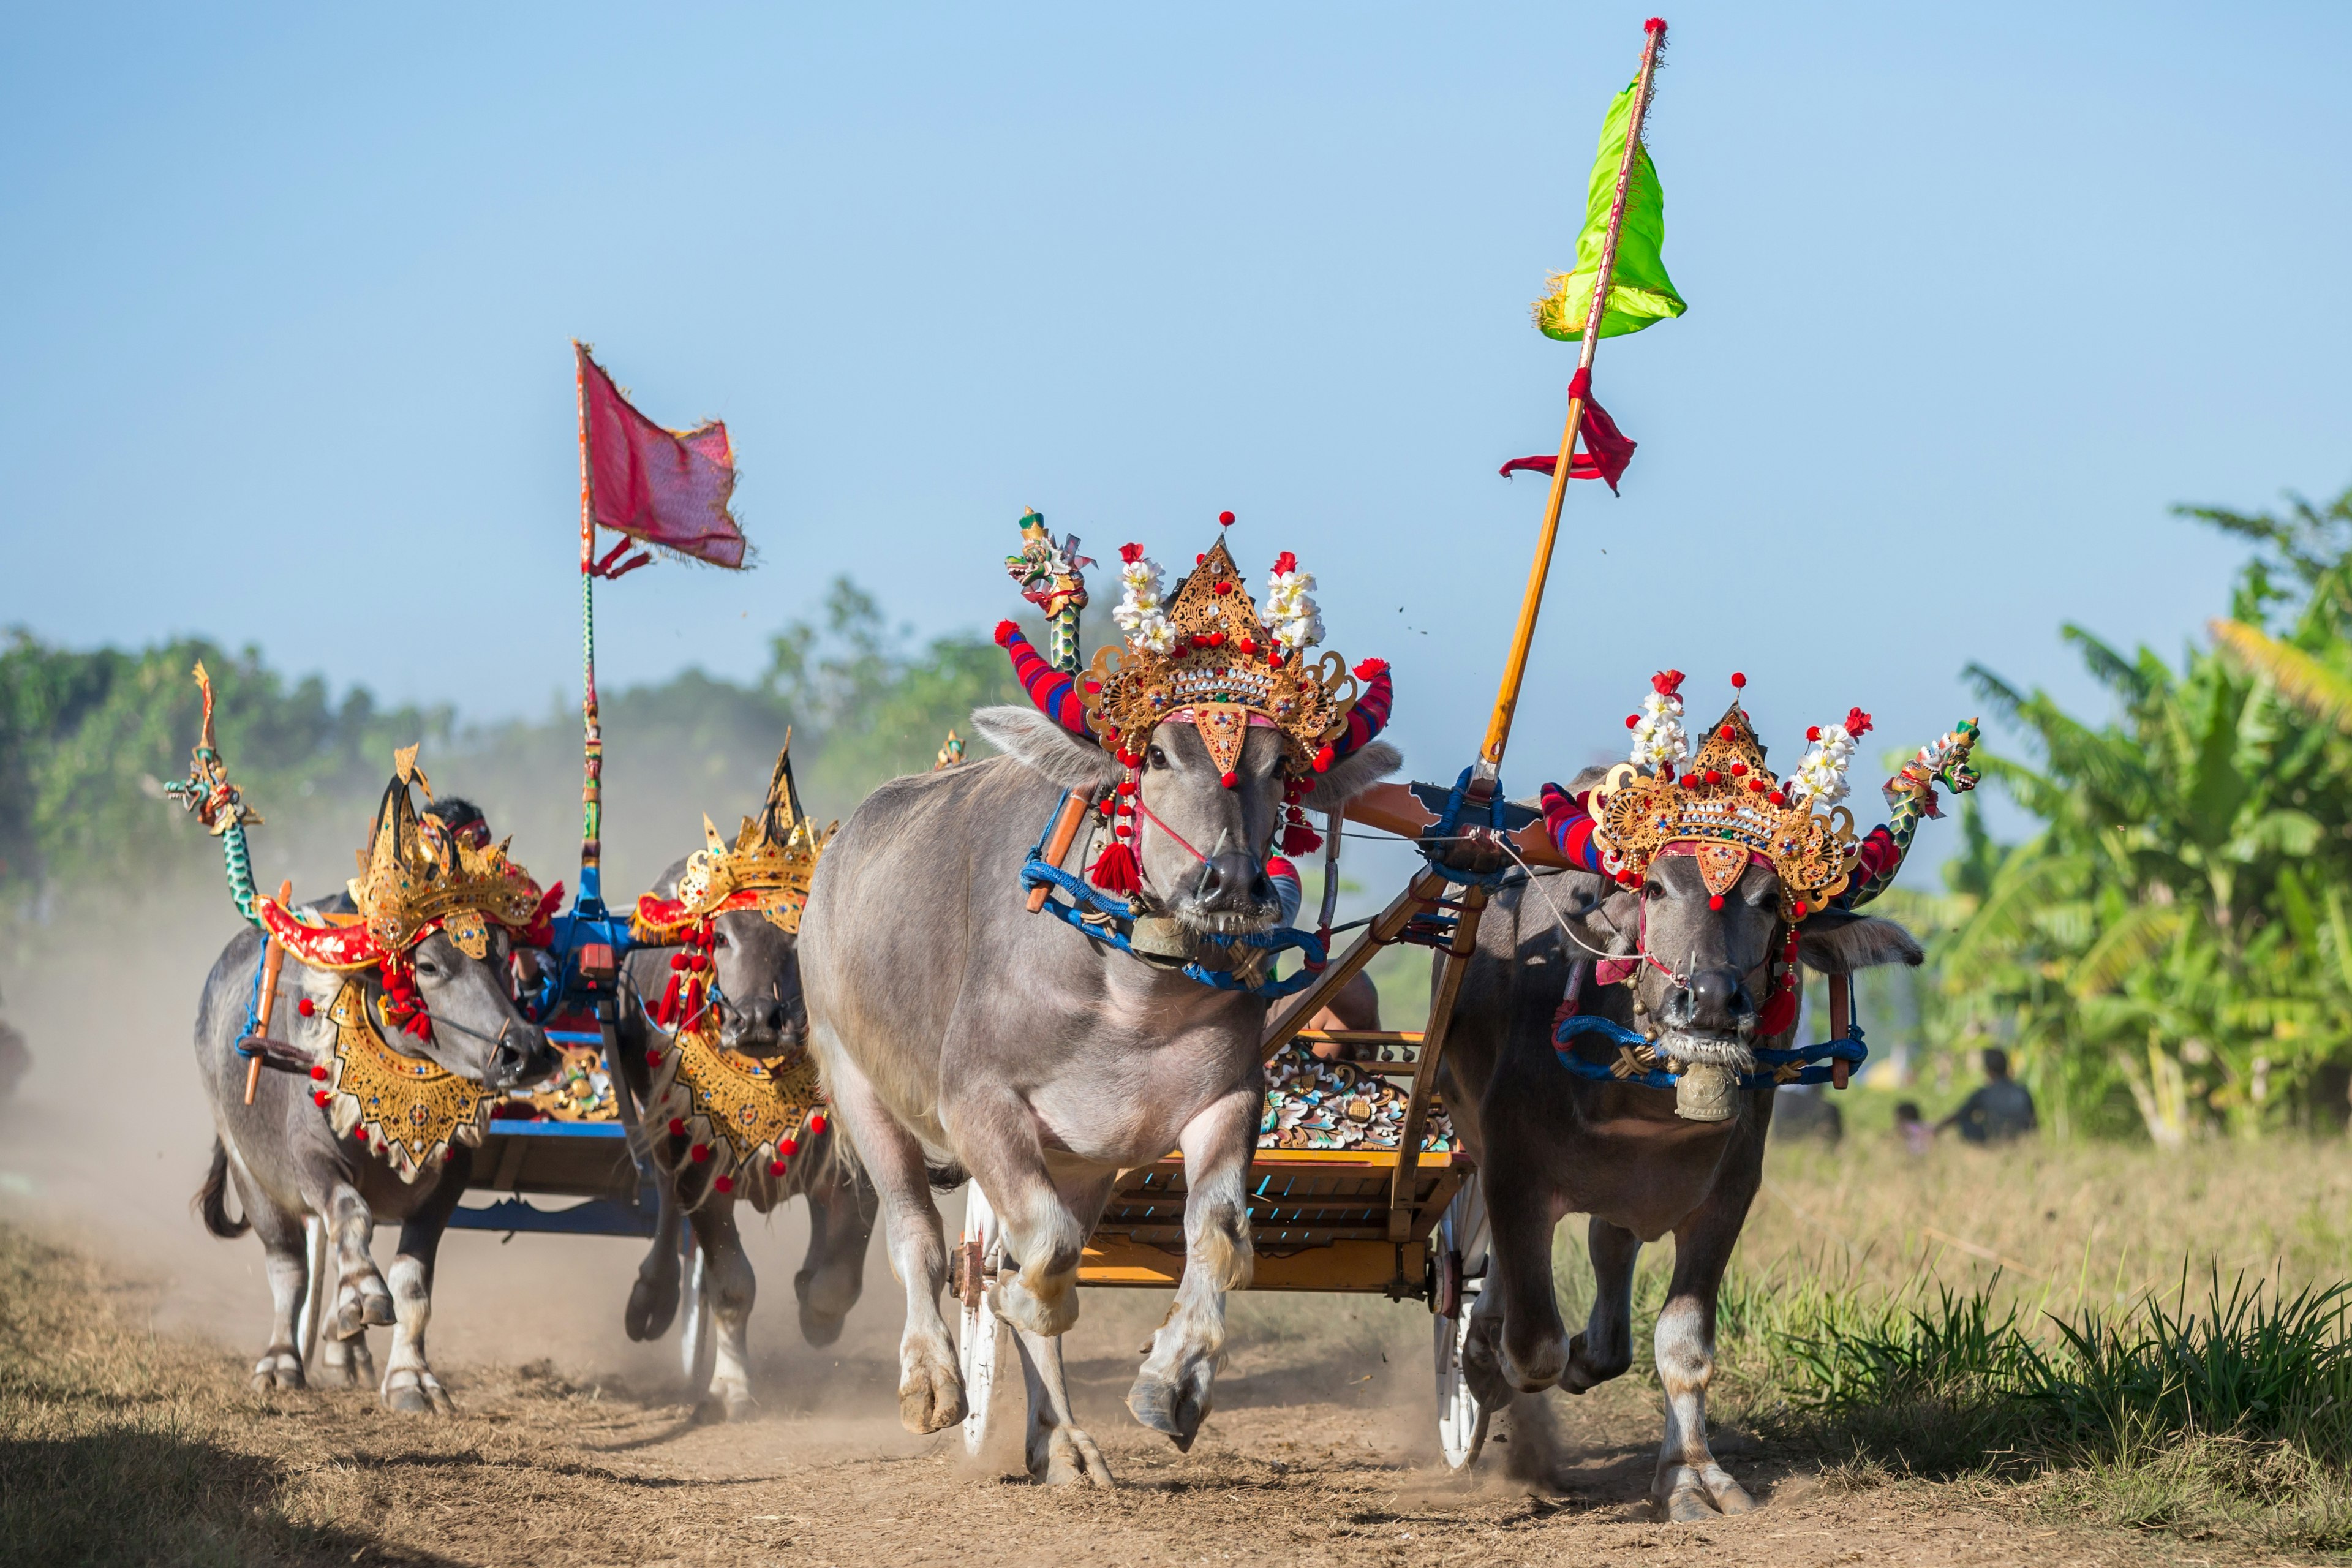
[1893,1100,1933,1156]
[1937,1047,2038,1144]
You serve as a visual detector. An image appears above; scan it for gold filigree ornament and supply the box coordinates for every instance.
[633,742,835,941]
[646,1010,826,1209]
[1589,672,1864,921]
[317,980,492,1182]
[1080,534,1360,781]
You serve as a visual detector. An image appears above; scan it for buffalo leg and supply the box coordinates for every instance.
[948,1084,1092,1341]
[820,1041,963,1434]
[1482,1143,1571,1394]
[1565,1218,1640,1392]
[793,1158,876,1347]
[380,1163,465,1415]
[298,1164,394,1341]
[1129,1080,1256,1450]
[626,1179,684,1341]
[233,1158,309,1393]
[1652,1172,1761,1521]
[686,1185,759,1422]
[1011,1324,1113,1487]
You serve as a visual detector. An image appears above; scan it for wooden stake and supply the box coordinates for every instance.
[576,344,603,877]
[244,878,293,1105]
[1478,18,1668,775]
[1025,792,1095,914]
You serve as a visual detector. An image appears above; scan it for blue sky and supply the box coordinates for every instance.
[4,2,2348,799]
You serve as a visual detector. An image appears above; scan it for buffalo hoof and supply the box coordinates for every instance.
[1562,1329,1632,1393]
[694,1389,759,1425]
[1656,1463,1755,1522]
[1126,1368,1210,1452]
[1500,1329,1569,1394]
[798,1305,848,1349]
[992,1270,1078,1340]
[316,1337,376,1389]
[625,1272,679,1342]
[1461,1313,1515,1411]
[334,1278,395,1340]
[1034,1425,1115,1488]
[382,1368,455,1416]
[249,1351,304,1392]
[898,1350,967,1435]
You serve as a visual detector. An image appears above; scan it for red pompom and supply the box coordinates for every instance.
[296,997,315,1017]
[1237,637,1257,655]
[645,1049,663,1068]
[1352,657,1389,680]
[353,1125,369,1143]
[309,1065,328,1081]
[1705,770,1722,785]
[1768,791,1786,807]
[1806,726,1822,742]
[313,1089,330,1107]
[1219,771,1238,790]
[1730,762,1747,776]
[690,1143,711,1164]
[993,619,1019,646]
[1730,671,1746,688]
[668,1117,687,1138]
[714,1174,734,1195]
[807,1113,827,1135]
[1625,714,1640,729]
[1719,725,1735,741]
[779,1136,801,1157]
[1749,778,1766,793]
[1313,744,1334,773]
[1088,840,1142,895]
[768,1159,788,1177]
[1645,17,1668,32]
[1792,901,1809,918]
[1708,895,1724,911]
[1218,510,1235,526]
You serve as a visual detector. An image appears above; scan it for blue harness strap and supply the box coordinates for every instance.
[1552,1011,1869,1091]
[1422,766,1516,888]
[235,936,270,1058]
[1017,807,1328,1000]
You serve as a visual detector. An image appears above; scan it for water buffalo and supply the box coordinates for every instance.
[800,530,1397,1485]
[615,850,878,1422]
[1446,696,1938,1520]
[192,786,557,1413]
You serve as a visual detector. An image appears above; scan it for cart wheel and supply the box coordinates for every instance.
[679,1223,717,1399]
[1433,1174,1490,1471]
[957,1183,1006,1458]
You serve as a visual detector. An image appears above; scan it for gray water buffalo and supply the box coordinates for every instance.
[802,535,1398,1482]
[194,785,556,1412]
[615,849,878,1422]
[1444,696,1947,1520]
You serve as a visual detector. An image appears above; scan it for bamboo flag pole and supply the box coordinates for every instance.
[1477,17,1668,778]
[576,347,603,889]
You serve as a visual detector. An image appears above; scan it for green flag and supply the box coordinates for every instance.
[1533,78,1686,342]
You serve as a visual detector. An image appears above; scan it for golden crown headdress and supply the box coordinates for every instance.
[635,742,835,939]
[1590,671,1871,919]
[1080,529,1362,783]
[254,747,548,971]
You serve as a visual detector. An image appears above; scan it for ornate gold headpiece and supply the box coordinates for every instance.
[639,742,835,938]
[1080,530,1361,782]
[346,748,547,959]
[1590,672,1871,919]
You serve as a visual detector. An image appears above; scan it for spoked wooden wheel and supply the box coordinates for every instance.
[1432,1171,1490,1471]
[679,1219,717,1398]
[956,1183,1006,1457]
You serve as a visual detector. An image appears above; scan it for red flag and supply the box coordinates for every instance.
[1498,369,1638,494]
[578,344,747,569]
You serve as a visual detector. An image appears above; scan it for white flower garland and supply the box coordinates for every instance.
[1114,549,1179,655]
[1629,688,1689,771]
[1264,555,1324,652]
[1789,721,1860,807]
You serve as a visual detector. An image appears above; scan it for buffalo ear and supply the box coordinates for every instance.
[1796,908,1924,974]
[969,706,1120,791]
[1300,741,1403,813]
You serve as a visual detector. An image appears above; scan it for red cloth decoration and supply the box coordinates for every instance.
[578,345,746,568]
[1331,662,1392,762]
[1539,782,1606,873]
[998,625,1096,742]
[1497,368,1638,494]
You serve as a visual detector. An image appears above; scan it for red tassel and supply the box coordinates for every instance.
[1757,978,1797,1038]
[1281,821,1323,855]
[1089,840,1142,894]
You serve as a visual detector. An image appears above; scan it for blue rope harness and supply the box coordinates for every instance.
[235,936,269,1058]
[1553,1011,1868,1091]
[1422,766,1516,889]
[1017,793,1327,999]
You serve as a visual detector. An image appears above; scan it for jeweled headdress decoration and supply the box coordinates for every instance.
[1589,672,1869,920]
[633,742,835,940]
[255,749,551,972]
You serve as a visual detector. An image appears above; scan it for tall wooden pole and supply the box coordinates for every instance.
[576,345,604,894]
[1476,17,1667,780]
